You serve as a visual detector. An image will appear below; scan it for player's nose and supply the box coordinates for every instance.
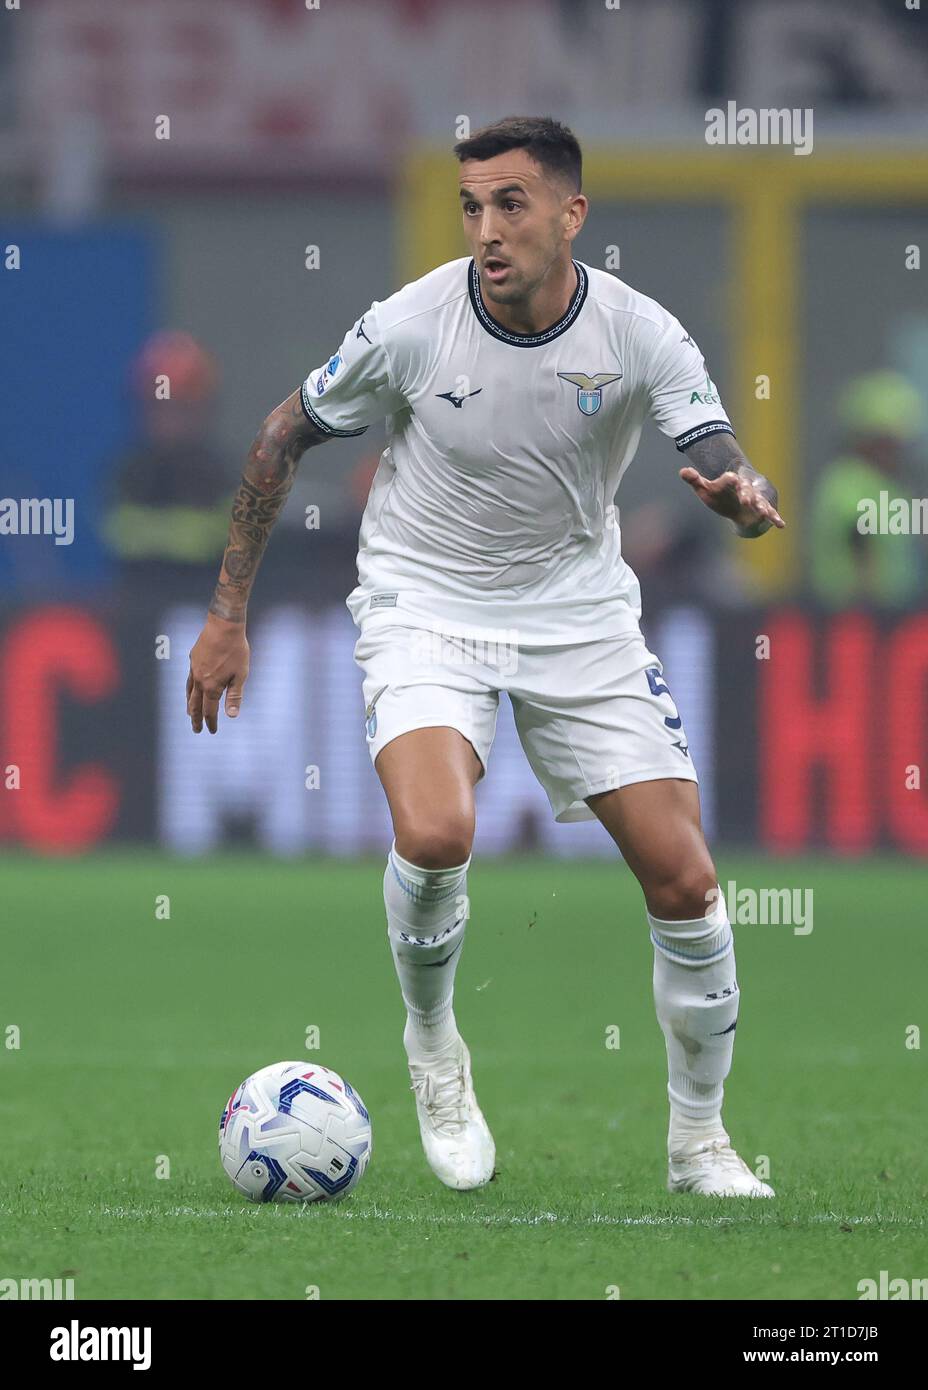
[478,210,503,246]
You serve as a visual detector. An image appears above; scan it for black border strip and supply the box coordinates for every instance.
[674,420,735,452]
[468,259,588,347]
[300,380,369,437]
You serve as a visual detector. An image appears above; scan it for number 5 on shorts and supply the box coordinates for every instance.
[645,665,683,731]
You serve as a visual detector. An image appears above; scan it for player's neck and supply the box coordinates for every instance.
[482,259,578,337]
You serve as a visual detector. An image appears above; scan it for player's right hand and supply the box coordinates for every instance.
[187,613,250,734]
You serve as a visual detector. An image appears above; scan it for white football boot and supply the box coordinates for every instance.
[668,1136,775,1197]
[407,1035,496,1190]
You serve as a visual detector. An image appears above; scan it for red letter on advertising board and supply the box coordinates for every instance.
[1,607,120,851]
[760,612,874,852]
[885,614,928,853]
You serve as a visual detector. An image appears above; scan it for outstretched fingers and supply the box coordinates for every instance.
[186,669,204,734]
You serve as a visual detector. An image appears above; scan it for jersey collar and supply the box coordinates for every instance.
[468,259,588,347]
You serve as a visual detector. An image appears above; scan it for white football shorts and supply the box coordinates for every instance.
[353,623,698,823]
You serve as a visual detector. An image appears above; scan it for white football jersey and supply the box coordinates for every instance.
[301,257,733,645]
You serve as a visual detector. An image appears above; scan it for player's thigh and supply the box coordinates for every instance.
[375,726,483,867]
[354,624,498,866]
[589,778,717,920]
[509,632,715,914]
[510,630,697,821]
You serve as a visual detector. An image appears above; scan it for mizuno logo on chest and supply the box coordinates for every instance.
[436,387,483,408]
[557,371,623,415]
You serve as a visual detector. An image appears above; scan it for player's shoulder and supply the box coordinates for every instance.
[372,257,471,337]
[579,263,680,348]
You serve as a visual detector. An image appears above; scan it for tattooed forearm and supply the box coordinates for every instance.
[208,390,326,621]
[683,431,779,518]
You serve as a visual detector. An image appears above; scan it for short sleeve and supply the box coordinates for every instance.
[645,319,735,452]
[300,302,407,437]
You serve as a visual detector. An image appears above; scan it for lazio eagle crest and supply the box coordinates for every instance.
[557,371,623,415]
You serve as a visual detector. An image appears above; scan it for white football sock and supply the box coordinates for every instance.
[384,841,470,1060]
[649,887,738,1154]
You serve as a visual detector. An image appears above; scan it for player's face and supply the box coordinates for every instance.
[458,150,584,307]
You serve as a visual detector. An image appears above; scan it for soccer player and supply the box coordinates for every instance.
[187,116,784,1197]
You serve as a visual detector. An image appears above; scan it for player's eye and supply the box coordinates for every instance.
[503,200,521,213]
[463,202,479,216]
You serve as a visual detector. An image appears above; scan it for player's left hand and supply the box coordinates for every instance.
[679,467,785,538]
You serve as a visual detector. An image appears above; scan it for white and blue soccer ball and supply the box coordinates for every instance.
[219,1060,372,1203]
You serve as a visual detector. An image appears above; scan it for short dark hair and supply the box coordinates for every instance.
[453,116,582,193]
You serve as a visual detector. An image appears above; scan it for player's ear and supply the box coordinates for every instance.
[565,192,588,237]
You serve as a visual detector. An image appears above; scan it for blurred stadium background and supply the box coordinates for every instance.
[2,0,927,860]
[2,0,928,1304]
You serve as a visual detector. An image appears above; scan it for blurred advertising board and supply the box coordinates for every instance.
[0,600,924,857]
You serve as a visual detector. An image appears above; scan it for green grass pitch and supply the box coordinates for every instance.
[1,852,925,1300]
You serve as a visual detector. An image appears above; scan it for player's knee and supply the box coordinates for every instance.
[394,821,473,870]
[645,859,718,922]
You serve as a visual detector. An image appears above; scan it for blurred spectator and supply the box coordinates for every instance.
[620,500,753,610]
[102,332,233,603]
[810,371,926,608]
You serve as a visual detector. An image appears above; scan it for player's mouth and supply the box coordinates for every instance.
[483,258,511,283]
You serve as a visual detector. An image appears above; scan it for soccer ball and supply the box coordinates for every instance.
[219,1060,372,1203]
